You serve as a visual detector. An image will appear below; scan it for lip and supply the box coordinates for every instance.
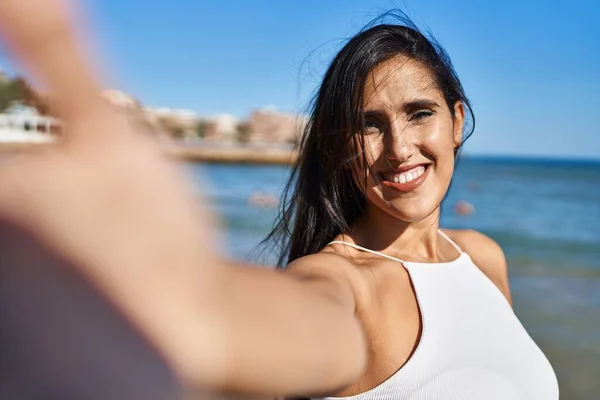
[380,164,431,193]
[384,163,430,173]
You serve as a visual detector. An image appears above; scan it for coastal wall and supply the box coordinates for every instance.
[0,142,298,165]
[164,144,297,165]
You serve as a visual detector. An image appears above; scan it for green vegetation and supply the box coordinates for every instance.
[0,76,25,112]
[237,122,250,143]
[195,120,205,138]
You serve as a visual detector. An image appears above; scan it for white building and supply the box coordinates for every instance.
[0,104,61,143]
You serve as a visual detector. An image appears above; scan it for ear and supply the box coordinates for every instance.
[453,101,465,148]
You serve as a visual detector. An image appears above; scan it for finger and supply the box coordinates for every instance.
[0,0,123,145]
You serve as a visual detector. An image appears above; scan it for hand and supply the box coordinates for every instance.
[0,0,227,388]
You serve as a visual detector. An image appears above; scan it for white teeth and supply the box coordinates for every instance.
[385,165,426,184]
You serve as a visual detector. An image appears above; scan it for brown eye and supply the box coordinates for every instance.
[363,119,384,135]
[410,110,435,122]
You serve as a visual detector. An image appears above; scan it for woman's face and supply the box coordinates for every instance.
[355,56,464,223]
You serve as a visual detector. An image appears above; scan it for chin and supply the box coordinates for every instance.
[363,177,446,224]
[376,198,441,224]
[391,206,437,224]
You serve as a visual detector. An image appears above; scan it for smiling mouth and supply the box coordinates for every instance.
[379,164,431,192]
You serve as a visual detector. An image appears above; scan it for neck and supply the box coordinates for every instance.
[349,204,443,262]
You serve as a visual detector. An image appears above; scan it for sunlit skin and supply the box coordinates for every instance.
[288,56,511,397]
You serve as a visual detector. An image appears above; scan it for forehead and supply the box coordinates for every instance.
[363,56,441,109]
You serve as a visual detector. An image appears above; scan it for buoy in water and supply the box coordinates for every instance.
[248,191,279,208]
[467,180,481,192]
[454,200,475,216]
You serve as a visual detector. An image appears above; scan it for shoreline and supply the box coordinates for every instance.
[0,142,298,165]
[163,143,297,165]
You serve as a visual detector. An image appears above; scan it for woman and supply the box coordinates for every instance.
[266,15,559,400]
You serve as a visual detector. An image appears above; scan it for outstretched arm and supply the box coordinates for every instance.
[0,0,366,397]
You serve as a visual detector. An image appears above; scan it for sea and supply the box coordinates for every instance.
[187,156,600,400]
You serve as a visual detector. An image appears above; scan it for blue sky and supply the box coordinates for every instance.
[2,0,599,158]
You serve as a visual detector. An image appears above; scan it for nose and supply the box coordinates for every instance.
[382,120,417,163]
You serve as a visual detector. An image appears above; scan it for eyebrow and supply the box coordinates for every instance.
[364,98,441,114]
[402,99,440,112]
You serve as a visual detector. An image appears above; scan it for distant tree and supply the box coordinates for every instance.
[237,122,251,143]
[0,77,24,112]
[195,120,205,138]
[172,126,186,138]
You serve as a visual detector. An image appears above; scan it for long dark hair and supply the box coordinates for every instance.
[262,11,475,268]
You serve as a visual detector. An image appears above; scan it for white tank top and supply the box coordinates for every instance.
[314,230,559,400]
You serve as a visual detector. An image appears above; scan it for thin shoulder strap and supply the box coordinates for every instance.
[437,229,463,254]
[328,241,406,264]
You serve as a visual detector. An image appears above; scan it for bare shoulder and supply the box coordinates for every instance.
[283,251,362,311]
[286,251,357,277]
[444,229,512,305]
